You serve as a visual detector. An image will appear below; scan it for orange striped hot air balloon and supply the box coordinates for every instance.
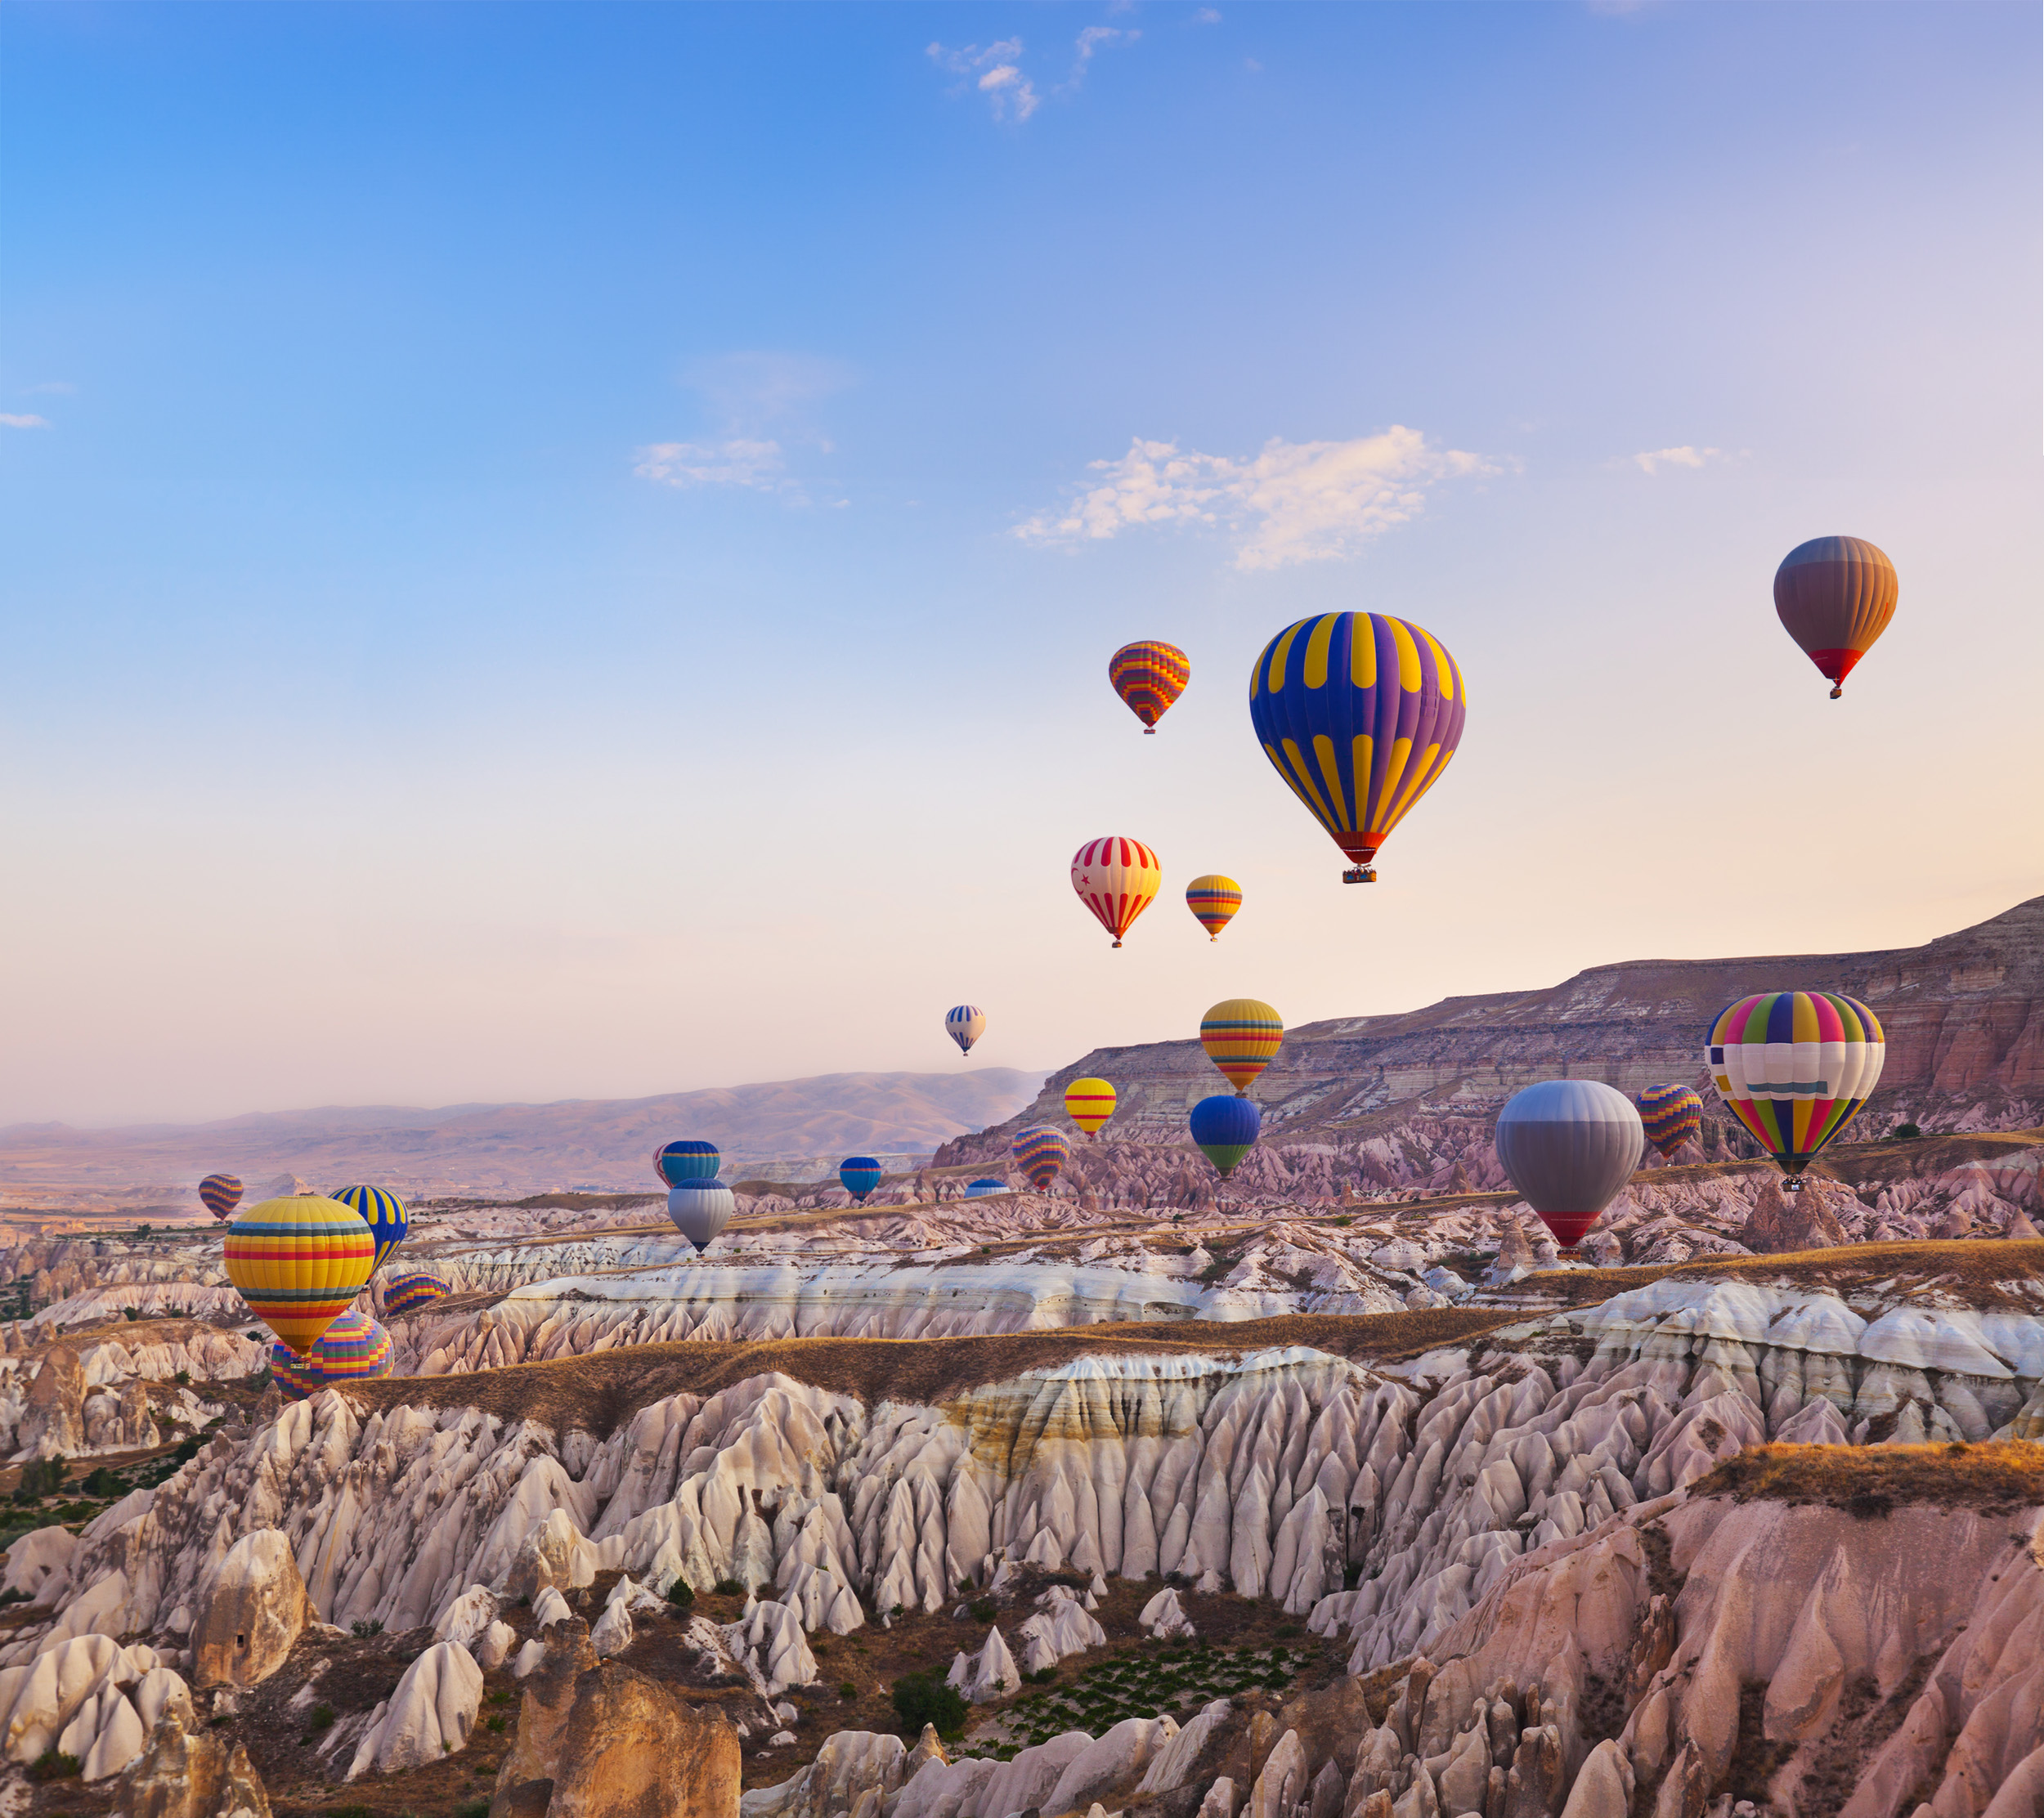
[1065,1077,1117,1137]
[1109,641,1190,732]
[1200,999,1283,1096]
[224,1195,377,1357]
[1071,836,1161,948]
[1186,875,1242,942]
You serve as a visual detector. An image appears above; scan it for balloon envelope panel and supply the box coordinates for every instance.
[225,1197,377,1357]
[1636,1086,1705,1159]
[1109,640,1190,729]
[667,1182,736,1252]
[1190,1094,1261,1177]
[839,1157,883,1201]
[1011,1127,1069,1192]
[1248,612,1466,870]
[1494,1081,1646,1247]
[199,1175,243,1221]
[1200,999,1283,1095]
[332,1185,407,1269]
[383,1269,451,1317]
[1706,991,1885,1174]
[1064,1077,1117,1135]
[655,1140,722,1187]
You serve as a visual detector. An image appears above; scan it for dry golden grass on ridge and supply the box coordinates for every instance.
[1692,1440,2044,1514]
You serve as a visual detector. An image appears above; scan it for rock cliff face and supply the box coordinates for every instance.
[939,896,2044,1188]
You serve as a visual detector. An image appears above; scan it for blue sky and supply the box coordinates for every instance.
[3,2,2039,1124]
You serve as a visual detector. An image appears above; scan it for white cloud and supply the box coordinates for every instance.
[1193,7,1222,21]
[1632,445,1721,475]
[0,414,49,429]
[929,38,1040,121]
[1016,428,1495,571]
[1070,25,1137,86]
[634,439,787,490]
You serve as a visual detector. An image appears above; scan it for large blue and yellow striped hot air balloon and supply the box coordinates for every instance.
[199,1175,243,1223]
[656,1140,721,1187]
[1706,992,1885,1191]
[271,1310,393,1399]
[1248,612,1466,883]
[1201,999,1283,1096]
[1011,1127,1069,1193]
[1636,1086,1705,1161]
[332,1185,406,1269]
[225,1196,376,1357]
[383,1269,451,1317]
[839,1157,882,1203]
[1109,641,1190,733]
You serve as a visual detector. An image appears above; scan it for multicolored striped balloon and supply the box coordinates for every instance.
[1248,612,1466,882]
[383,1269,451,1317]
[1190,1094,1260,1178]
[945,1005,986,1057]
[1773,537,1897,700]
[655,1140,721,1187]
[225,1196,377,1357]
[1011,1127,1069,1193]
[1109,641,1191,732]
[1200,999,1283,1096]
[271,1310,393,1399]
[839,1157,882,1202]
[1071,836,1161,948]
[1185,875,1242,942]
[1636,1085,1705,1160]
[332,1185,407,1269]
[199,1174,244,1222]
[1706,991,1885,1186]
[1064,1077,1117,1137]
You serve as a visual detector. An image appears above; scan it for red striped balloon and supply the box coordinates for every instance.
[1070,836,1161,949]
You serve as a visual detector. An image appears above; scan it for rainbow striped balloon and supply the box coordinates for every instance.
[1185,875,1242,942]
[199,1174,244,1222]
[1109,640,1191,732]
[383,1269,451,1317]
[271,1310,393,1399]
[1636,1085,1705,1160]
[1011,1127,1069,1193]
[1200,999,1284,1096]
[1706,991,1885,1184]
[332,1185,407,1269]
[1064,1077,1117,1137]
[225,1196,377,1357]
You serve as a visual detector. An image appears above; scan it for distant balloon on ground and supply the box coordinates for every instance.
[1065,1078,1117,1137]
[1494,1081,1646,1249]
[225,1196,377,1357]
[383,1269,451,1317]
[1706,991,1885,1189]
[1190,1095,1261,1178]
[1248,611,1467,883]
[1011,1127,1069,1193]
[1185,875,1242,942]
[332,1185,407,1269]
[1200,999,1283,1096]
[655,1140,721,1187]
[271,1310,393,1399]
[839,1157,882,1203]
[965,1178,1007,1199]
[1636,1086,1705,1161]
[1773,537,1897,700]
[1109,640,1190,732]
[667,1180,736,1252]
[945,1005,987,1057]
[1071,837,1161,948]
[199,1175,244,1222]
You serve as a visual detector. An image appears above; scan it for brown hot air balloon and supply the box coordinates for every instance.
[1773,536,1897,699]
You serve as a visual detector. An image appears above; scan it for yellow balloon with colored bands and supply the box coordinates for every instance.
[1065,1077,1118,1135]
[225,1196,377,1357]
[1200,998,1284,1095]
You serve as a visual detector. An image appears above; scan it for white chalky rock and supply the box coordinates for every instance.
[510,1639,547,1678]
[433,1584,498,1650]
[1195,1777,1237,1818]
[1,1529,74,1600]
[1042,1716,1177,1816]
[347,1640,482,1777]
[741,1599,818,1695]
[1136,1699,1232,1795]
[589,1596,633,1659]
[475,1621,517,1671]
[1248,1728,1306,1818]
[1017,1586,1105,1674]
[79,1689,146,1781]
[740,1728,907,1818]
[945,1627,1018,1704]
[0,1633,123,1762]
[1139,1586,1195,1641]
[531,1587,572,1629]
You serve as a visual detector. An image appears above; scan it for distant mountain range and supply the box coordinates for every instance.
[0,1068,1047,1207]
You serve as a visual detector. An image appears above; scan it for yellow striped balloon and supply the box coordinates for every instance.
[1200,999,1284,1096]
[224,1195,377,1357]
[1064,1077,1117,1137]
[1186,875,1242,942]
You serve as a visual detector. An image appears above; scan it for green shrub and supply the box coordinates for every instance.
[890,1672,967,1741]
[1024,1666,1058,1685]
[486,1715,505,1734]
[713,1578,745,1597]
[173,1439,200,1465]
[174,1370,191,1386]
[32,1751,79,1781]
[82,1467,120,1498]
[1893,1123,1924,1140]
[839,1681,857,1699]
[122,1308,140,1322]
[666,1579,695,1607]
[352,1619,383,1638]
[310,1704,335,1732]
[456,1802,491,1818]
[968,1598,997,1624]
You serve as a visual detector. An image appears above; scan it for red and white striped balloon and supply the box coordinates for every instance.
[1070,836,1161,949]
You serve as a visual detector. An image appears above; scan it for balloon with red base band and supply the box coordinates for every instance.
[1773,537,1897,700]
[1493,1081,1645,1250]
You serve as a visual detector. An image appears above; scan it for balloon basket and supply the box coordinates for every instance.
[1342,866,1377,884]
[1143,727,1157,735]
[1829,685,1843,700]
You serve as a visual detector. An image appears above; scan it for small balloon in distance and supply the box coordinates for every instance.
[945,1005,986,1056]
[1011,1127,1069,1193]
[667,1180,736,1252]
[655,1140,721,1188]
[1200,999,1283,1096]
[1185,875,1242,942]
[1109,640,1190,732]
[1635,1085,1704,1160]
[1190,1094,1260,1178]
[199,1174,243,1222]
[1071,837,1161,949]
[1064,1077,1117,1137]
[839,1157,882,1203]
[1706,991,1885,1189]
[1773,537,1897,700]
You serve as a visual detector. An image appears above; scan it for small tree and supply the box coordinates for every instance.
[1893,1123,1924,1141]
[890,1672,967,1741]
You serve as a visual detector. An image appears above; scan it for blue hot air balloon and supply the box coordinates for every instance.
[1190,1095,1262,1178]
[839,1157,882,1203]
[965,1178,1007,1199]
[656,1140,721,1187]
